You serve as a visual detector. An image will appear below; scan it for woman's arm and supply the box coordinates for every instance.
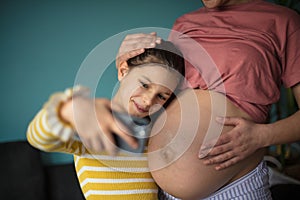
[200,83,300,170]
[265,83,300,144]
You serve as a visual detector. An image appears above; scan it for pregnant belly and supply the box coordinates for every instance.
[147,89,264,199]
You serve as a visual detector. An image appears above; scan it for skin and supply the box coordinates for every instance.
[58,0,299,198]
[193,0,300,170]
[112,1,300,198]
[60,63,180,154]
[114,62,179,118]
[115,0,300,171]
[148,89,266,199]
[147,83,300,199]
[201,83,300,170]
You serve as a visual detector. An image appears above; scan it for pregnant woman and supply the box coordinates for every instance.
[116,0,300,199]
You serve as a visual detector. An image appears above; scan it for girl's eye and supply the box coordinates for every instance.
[157,94,167,101]
[140,81,149,89]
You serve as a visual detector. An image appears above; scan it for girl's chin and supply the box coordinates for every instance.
[129,104,148,118]
[129,109,149,118]
[129,112,147,118]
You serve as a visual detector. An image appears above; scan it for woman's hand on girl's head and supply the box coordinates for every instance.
[66,97,138,155]
[116,32,161,68]
[199,117,265,170]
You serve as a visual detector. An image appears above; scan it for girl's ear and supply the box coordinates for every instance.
[117,61,129,81]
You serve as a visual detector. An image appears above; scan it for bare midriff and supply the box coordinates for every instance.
[148,89,265,200]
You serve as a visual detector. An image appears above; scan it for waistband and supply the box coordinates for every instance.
[158,161,272,200]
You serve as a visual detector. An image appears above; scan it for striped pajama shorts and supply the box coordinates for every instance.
[158,161,272,200]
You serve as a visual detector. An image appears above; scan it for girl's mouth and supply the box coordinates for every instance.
[133,101,148,113]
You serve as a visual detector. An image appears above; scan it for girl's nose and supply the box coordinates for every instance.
[143,92,155,106]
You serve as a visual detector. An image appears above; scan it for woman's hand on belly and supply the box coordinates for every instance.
[200,116,265,170]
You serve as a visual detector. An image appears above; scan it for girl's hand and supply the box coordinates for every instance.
[61,97,138,155]
[116,32,161,68]
[199,117,264,170]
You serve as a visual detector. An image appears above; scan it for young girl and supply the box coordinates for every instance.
[27,40,185,200]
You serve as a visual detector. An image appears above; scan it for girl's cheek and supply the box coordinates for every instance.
[149,104,164,115]
[131,87,144,96]
[122,85,140,100]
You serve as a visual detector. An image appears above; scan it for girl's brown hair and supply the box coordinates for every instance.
[126,40,185,79]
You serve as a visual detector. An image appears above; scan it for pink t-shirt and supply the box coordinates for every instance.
[169,0,300,123]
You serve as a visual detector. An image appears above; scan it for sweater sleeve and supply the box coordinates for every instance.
[27,107,87,156]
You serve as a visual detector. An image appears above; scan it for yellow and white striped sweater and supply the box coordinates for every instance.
[27,109,158,200]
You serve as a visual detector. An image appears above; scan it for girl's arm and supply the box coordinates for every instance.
[27,86,137,155]
[27,108,85,155]
[27,86,91,154]
[60,96,138,155]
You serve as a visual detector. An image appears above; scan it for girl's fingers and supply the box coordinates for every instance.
[111,122,138,149]
[101,131,118,156]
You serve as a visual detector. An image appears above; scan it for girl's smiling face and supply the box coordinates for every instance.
[117,64,181,118]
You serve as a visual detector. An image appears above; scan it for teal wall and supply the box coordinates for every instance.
[0,0,201,164]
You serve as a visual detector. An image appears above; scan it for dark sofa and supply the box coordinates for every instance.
[0,141,84,200]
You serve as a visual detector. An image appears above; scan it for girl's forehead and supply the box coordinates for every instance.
[131,63,178,76]
[133,63,170,69]
[130,64,181,89]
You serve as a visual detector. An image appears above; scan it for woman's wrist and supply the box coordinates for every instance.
[258,123,274,148]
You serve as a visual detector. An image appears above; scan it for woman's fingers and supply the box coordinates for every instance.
[215,156,240,170]
[202,142,233,158]
[117,49,145,66]
[116,32,161,68]
[122,32,161,46]
[199,133,231,158]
